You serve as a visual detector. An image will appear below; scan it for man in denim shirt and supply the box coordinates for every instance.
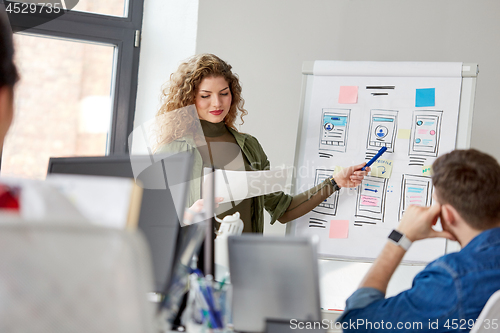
[338,149,500,332]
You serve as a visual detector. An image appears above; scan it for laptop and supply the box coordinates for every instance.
[228,235,324,333]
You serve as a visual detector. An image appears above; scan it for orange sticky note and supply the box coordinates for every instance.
[329,220,349,239]
[338,86,358,104]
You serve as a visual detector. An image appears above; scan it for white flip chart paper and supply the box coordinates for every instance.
[203,168,292,203]
[292,61,463,263]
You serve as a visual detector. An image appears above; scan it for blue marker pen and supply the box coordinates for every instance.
[362,146,387,171]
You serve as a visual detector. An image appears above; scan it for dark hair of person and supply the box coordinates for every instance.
[432,149,500,230]
[0,10,19,87]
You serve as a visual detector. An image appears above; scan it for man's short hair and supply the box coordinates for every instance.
[0,8,18,87]
[432,149,500,230]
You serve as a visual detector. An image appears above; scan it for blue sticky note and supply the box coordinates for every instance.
[415,88,435,107]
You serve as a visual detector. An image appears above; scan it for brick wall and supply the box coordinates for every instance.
[1,0,125,179]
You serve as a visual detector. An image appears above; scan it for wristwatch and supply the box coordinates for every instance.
[388,229,412,251]
[328,176,341,191]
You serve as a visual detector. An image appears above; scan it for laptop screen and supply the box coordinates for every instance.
[228,235,322,332]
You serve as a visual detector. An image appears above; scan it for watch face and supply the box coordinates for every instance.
[389,230,403,242]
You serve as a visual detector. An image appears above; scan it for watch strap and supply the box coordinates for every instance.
[328,176,341,191]
[388,229,412,251]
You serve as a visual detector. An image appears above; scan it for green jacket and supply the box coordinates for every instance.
[156,127,293,233]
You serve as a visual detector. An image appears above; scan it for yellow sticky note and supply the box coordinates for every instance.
[422,165,433,176]
[332,166,344,176]
[397,129,411,139]
[370,159,393,178]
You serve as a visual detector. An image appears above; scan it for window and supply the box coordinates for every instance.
[71,0,129,17]
[1,0,144,179]
[12,0,130,17]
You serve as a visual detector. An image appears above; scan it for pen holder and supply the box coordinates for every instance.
[182,273,232,332]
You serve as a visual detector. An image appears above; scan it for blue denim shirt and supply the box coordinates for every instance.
[337,227,500,332]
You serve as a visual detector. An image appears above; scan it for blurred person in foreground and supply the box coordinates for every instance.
[0,7,17,149]
[338,149,500,332]
[0,6,20,209]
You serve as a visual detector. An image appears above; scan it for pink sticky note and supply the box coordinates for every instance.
[338,86,358,104]
[361,195,379,206]
[329,220,349,239]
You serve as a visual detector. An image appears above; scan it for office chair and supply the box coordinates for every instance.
[0,222,156,333]
[470,290,500,333]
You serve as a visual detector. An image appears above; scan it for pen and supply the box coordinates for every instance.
[217,275,227,290]
[196,277,221,328]
[199,276,223,328]
[362,146,387,171]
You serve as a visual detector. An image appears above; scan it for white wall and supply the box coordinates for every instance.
[134,0,199,149]
[193,0,500,308]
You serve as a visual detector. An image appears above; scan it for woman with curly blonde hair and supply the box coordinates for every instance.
[155,54,369,233]
[155,54,246,148]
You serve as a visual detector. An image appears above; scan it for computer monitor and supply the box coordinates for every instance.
[159,219,207,325]
[228,235,323,333]
[47,153,193,293]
